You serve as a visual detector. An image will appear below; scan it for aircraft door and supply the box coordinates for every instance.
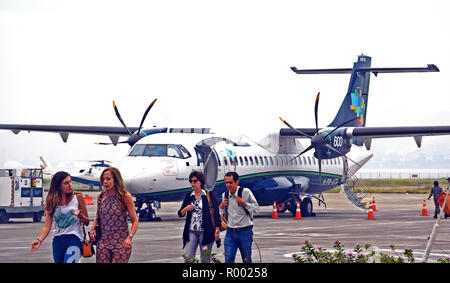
[195,137,237,190]
[195,145,219,190]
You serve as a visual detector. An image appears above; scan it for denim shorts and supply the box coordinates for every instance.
[52,234,82,263]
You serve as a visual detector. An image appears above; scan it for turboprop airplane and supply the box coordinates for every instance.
[1,54,450,221]
[39,156,105,189]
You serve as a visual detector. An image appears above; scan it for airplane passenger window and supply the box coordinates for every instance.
[260,157,264,166]
[239,157,243,166]
[244,157,249,166]
[307,157,311,165]
[224,157,228,166]
[269,156,273,166]
[264,157,268,166]
[249,157,254,166]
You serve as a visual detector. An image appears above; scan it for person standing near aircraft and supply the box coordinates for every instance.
[30,171,89,263]
[90,167,138,263]
[220,171,260,263]
[428,181,443,218]
[178,170,221,263]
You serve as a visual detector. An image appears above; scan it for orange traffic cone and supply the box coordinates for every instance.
[294,201,303,220]
[271,201,279,219]
[367,202,375,220]
[420,199,429,216]
[372,197,377,211]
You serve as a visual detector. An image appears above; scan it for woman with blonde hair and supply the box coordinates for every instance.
[30,171,89,263]
[90,167,138,263]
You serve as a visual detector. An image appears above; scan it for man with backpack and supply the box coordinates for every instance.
[219,171,260,263]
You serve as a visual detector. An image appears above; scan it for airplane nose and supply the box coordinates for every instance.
[124,171,156,195]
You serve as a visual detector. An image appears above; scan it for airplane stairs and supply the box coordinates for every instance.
[341,169,371,212]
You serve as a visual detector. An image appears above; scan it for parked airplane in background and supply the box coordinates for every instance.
[1,54,449,221]
[40,156,105,189]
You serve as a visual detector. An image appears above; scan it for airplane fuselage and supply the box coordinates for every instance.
[119,132,366,206]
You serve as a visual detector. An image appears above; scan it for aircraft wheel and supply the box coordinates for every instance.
[0,210,9,223]
[300,198,314,217]
[33,213,42,222]
[287,196,300,216]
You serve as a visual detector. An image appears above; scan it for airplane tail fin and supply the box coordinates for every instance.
[291,54,439,146]
[328,55,372,129]
[40,156,55,176]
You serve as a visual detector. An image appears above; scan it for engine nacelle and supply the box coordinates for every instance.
[314,128,352,159]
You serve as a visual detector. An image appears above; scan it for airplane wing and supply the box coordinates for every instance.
[280,125,450,149]
[0,124,139,143]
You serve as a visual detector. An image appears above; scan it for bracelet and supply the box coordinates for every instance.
[37,238,42,243]
[128,233,134,239]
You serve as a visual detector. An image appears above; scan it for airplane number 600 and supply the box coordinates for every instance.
[333,136,343,147]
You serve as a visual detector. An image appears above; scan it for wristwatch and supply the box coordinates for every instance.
[129,233,134,239]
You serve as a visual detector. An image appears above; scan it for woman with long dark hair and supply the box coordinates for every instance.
[90,167,138,263]
[30,171,89,263]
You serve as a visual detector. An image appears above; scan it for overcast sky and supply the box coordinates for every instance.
[0,0,449,170]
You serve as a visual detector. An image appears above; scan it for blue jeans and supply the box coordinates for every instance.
[183,230,214,263]
[52,234,82,263]
[224,228,253,263]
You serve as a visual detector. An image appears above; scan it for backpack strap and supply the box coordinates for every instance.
[238,187,251,218]
[225,187,251,219]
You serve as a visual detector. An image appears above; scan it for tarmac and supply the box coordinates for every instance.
[1,192,450,263]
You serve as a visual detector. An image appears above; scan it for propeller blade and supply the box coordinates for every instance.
[279,117,312,138]
[283,144,314,165]
[113,101,133,135]
[137,98,157,136]
[314,92,320,134]
[323,143,362,167]
[318,156,322,184]
[324,143,343,156]
[324,116,361,139]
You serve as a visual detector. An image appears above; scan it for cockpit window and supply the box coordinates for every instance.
[129,144,191,159]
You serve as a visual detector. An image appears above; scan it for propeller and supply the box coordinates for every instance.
[280,92,361,183]
[96,98,158,146]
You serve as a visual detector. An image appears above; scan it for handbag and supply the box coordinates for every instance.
[220,215,227,231]
[93,224,101,245]
[207,191,226,231]
[81,224,95,257]
[92,192,104,245]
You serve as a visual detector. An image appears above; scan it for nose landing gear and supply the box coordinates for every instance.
[135,197,161,221]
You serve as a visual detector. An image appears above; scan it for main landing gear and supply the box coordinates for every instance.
[135,197,161,221]
[281,194,326,217]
